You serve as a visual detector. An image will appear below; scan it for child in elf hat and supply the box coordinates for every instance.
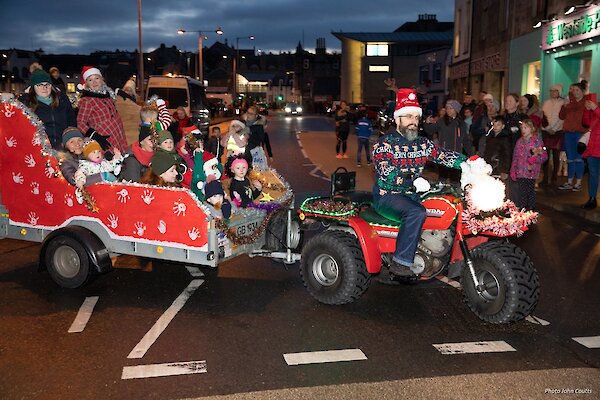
[225,155,262,207]
[203,180,232,219]
[156,130,191,188]
[74,139,123,188]
[510,119,548,210]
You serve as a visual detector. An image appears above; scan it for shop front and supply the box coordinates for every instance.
[540,5,600,102]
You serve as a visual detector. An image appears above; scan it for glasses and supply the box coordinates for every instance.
[35,83,52,89]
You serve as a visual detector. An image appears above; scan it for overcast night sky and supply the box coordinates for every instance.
[0,0,453,54]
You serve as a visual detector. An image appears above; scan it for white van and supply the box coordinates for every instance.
[146,75,210,134]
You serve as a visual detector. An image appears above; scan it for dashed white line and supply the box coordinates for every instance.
[300,148,308,159]
[525,315,551,326]
[68,296,99,333]
[185,266,205,277]
[433,340,516,355]
[572,336,600,348]
[121,360,207,379]
[128,279,204,359]
[284,349,367,365]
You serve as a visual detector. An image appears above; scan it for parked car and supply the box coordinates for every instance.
[284,102,303,115]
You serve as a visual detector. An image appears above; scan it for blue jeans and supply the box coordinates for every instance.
[357,137,371,164]
[372,189,426,267]
[564,131,584,179]
[587,156,600,198]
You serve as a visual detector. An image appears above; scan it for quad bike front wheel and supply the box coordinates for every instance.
[300,230,371,305]
[461,241,539,324]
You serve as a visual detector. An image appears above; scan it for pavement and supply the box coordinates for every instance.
[297,128,600,224]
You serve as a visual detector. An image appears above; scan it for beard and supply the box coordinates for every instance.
[400,125,419,141]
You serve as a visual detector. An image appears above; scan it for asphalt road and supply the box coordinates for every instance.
[0,113,599,400]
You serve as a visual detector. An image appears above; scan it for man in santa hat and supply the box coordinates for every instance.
[372,88,472,277]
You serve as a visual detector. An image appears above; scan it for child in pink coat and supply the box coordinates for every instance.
[510,119,548,210]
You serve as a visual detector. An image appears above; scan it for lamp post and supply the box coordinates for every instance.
[233,35,254,101]
[177,27,223,84]
[2,52,10,93]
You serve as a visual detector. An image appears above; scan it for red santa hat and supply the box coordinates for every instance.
[81,66,102,84]
[393,88,422,118]
[182,125,202,137]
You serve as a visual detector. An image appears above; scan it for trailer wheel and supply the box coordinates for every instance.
[44,235,94,288]
[461,242,539,324]
[300,230,370,305]
[265,210,302,251]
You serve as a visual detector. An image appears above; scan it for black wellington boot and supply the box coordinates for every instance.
[581,197,597,210]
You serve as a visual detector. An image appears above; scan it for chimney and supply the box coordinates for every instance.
[316,37,326,54]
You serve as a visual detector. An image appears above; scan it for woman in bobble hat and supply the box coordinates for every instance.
[76,66,128,155]
[18,69,76,150]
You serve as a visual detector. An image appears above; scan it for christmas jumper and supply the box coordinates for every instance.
[372,131,466,194]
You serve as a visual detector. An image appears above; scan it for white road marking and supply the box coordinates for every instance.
[121,360,207,379]
[525,315,551,326]
[185,266,205,277]
[302,163,330,181]
[283,349,367,365]
[128,279,204,359]
[435,275,461,289]
[300,148,308,158]
[433,341,516,355]
[572,336,600,348]
[68,296,99,333]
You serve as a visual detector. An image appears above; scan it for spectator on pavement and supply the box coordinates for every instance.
[541,84,565,186]
[478,115,511,181]
[355,111,372,167]
[19,69,76,150]
[335,101,351,159]
[558,81,588,191]
[581,98,600,209]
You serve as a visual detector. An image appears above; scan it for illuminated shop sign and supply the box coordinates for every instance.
[542,5,600,50]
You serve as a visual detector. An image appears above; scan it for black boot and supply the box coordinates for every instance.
[581,197,597,210]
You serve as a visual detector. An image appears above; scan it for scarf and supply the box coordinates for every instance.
[80,84,116,100]
[131,141,154,166]
[36,95,52,105]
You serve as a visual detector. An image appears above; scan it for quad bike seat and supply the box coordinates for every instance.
[358,206,403,227]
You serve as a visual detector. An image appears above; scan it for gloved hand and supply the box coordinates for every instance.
[413,177,431,193]
[526,155,537,165]
[85,128,111,150]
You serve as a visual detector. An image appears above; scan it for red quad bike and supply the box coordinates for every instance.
[297,168,540,324]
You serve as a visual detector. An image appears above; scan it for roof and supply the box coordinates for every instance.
[331,31,453,43]
[239,71,277,82]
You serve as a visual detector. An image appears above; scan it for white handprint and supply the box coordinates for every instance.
[28,212,39,225]
[12,172,24,184]
[117,189,130,203]
[3,104,15,118]
[45,191,54,205]
[173,200,187,216]
[107,214,119,229]
[141,190,155,205]
[188,227,200,241]
[44,166,55,178]
[133,221,146,236]
[5,137,16,147]
[24,154,36,168]
[64,194,74,207]
[157,220,167,234]
[30,182,39,195]
[32,135,42,146]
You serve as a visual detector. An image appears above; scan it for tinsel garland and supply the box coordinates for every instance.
[215,197,293,246]
[300,197,356,216]
[461,199,538,237]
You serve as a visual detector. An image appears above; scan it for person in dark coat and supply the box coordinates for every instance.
[19,69,76,149]
[49,67,67,93]
[477,115,512,180]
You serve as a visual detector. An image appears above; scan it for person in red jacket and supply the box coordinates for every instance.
[582,99,600,209]
[76,66,128,156]
[558,81,588,191]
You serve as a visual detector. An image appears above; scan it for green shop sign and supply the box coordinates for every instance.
[542,5,600,50]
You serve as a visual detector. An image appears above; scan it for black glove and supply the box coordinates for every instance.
[85,128,111,150]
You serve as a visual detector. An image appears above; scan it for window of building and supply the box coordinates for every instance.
[524,61,541,97]
[454,8,461,57]
[366,44,388,56]
[419,65,430,84]
[303,59,310,69]
[433,63,442,83]
[369,65,390,72]
[332,61,339,70]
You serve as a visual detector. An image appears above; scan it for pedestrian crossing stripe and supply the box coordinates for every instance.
[572,336,600,348]
[121,360,207,379]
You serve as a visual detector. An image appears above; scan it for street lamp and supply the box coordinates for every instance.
[233,35,255,100]
[177,27,224,84]
[2,52,10,93]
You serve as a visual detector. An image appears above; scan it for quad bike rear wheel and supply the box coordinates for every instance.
[300,230,370,305]
[461,241,539,324]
